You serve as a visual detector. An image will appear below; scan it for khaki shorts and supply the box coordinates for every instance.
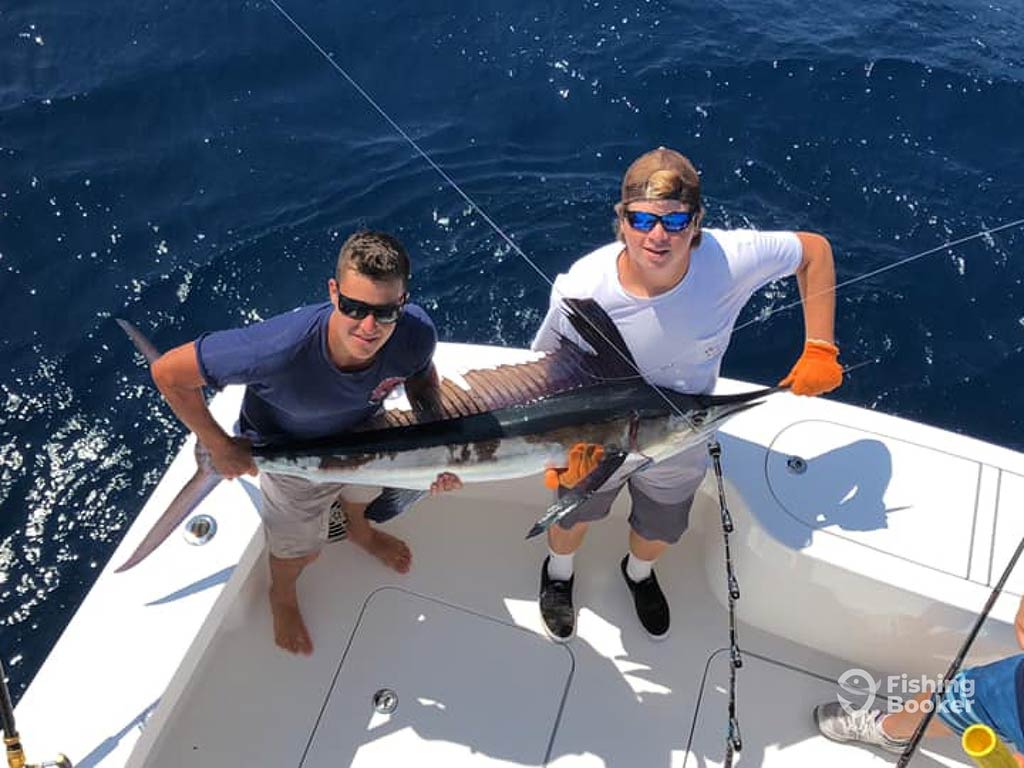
[259,472,380,559]
[555,443,708,544]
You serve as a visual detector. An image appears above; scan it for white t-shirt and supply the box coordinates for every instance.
[531,228,803,395]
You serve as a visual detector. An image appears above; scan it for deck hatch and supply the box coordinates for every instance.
[990,471,1024,594]
[299,587,573,767]
[766,420,980,577]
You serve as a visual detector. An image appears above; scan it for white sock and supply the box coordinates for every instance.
[547,550,575,581]
[626,552,654,583]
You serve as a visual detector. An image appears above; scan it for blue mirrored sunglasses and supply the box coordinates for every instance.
[337,292,406,324]
[625,209,694,233]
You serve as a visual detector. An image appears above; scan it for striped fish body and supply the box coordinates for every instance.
[252,382,765,489]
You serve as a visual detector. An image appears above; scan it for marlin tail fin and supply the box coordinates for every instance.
[115,463,221,572]
[114,319,226,572]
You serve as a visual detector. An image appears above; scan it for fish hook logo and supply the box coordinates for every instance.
[837,668,879,716]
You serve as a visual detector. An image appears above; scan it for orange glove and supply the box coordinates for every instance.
[780,339,843,396]
[544,443,605,490]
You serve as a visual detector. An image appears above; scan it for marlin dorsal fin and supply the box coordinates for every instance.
[558,298,639,381]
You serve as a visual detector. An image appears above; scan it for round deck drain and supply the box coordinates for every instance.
[373,688,398,714]
[183,514,217,545]
[786,456,807,475]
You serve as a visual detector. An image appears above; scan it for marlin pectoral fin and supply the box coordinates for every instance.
[526,450,630,539]
[364,487,429,524]
[115,465,223,573]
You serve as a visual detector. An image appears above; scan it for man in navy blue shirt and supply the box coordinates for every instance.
[151,231,460,655]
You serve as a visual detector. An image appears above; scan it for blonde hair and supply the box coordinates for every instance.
[615,148,704,245]
[639,169,687,200]
[613,169,703,246]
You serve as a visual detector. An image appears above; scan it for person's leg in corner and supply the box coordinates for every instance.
[814,693,947,755]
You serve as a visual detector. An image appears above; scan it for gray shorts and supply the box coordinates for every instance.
[555,444,708,544]
[259,472,380,559]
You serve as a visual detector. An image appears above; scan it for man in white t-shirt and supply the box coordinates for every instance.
[532,147,842,642]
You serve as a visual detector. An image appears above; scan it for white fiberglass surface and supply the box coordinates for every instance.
[130,472,983,768]
[766,420,981,577]
[301,587,572,767]
[20,358,1024,768]
[992,471,1024,594]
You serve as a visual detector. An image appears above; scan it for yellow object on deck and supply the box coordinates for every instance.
[963,724,1017,767]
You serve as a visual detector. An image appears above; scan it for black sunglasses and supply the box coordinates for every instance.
[336,292,407,324]
[624,209,695,233]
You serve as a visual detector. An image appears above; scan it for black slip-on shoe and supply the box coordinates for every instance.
[539,557,576,643]
[620,555,670,640]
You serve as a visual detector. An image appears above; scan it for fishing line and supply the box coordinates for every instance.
[839,358,880,377]
[733,218,1024,334]
[555,216,1024,385]
[263,0,702,430]
[566,355,880,385]
[264,0,551,287]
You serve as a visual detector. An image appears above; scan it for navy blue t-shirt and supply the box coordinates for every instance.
[195,301,436,443]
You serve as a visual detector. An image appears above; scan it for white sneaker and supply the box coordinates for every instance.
[814,702,910,755]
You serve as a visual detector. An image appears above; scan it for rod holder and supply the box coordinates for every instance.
[2,660,73,768]
[962,724,1017,767]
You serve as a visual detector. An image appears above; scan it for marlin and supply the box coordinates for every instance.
[115,299,777,571]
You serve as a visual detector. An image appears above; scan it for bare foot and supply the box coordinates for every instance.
[349,525,412,573]
[269,589,313,655]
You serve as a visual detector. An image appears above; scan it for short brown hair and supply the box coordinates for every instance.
[336,231,411,285]
[614,147,704,246]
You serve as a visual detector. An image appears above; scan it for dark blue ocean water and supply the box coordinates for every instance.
[1,0,1022,698]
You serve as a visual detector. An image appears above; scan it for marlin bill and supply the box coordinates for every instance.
[116,299,776,571]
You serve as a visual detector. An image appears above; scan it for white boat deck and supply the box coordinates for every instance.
[15,343,1024,767]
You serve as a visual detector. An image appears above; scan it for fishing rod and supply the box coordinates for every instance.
[708,440,743,767]
[895,533,1024,766]
[0,659,71,768]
